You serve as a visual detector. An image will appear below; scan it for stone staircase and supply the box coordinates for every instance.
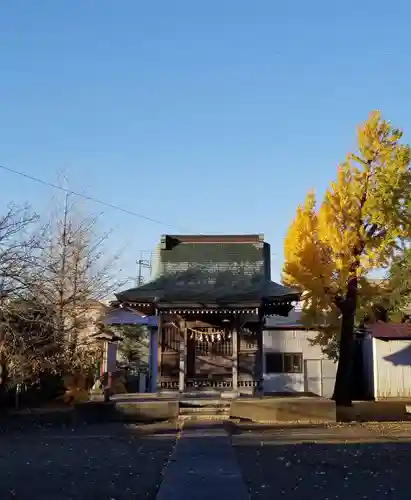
[179,397,232,420]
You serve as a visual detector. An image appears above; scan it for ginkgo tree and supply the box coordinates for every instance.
[387,244,411,321]
[283,111,411,406]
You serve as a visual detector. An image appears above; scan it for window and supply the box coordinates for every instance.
[265,352,302,374]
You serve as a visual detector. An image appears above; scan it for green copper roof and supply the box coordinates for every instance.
[116,235,299,305]
[117,271,298,304]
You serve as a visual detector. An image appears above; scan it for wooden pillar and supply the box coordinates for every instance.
[256,310,264,394]
[232,316,239,392]
[149,328,158,392]
[156,314,163,392]
[179,318,187,393]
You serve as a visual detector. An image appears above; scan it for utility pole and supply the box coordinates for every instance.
[136,250,152,286]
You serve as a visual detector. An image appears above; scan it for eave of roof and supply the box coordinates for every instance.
[116,275,300,305]
[366,322,411,340]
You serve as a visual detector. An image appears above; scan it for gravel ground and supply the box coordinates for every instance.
[0,422,177,500]
[1,420,411,499]
[232,422,411,499]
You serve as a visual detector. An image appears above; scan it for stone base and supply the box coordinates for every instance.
[2,397,179,428]
[337,400,411,422]
[221,391,238,400]
[230,396,336,423]
[75,399,179,424]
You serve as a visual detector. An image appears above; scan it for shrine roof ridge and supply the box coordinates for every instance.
[160,234,265,245]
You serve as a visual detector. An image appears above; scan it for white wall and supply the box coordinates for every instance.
[362,336,375,399]
[373,338,411,399]
[263,329,337,397]
[320,358,338,399]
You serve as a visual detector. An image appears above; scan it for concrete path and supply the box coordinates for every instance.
[156,422,250,500]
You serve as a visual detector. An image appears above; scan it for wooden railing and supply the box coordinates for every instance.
[159,378,262,391]
[159,380,179,390]
[237,379,262,389]
[185,378,233,389]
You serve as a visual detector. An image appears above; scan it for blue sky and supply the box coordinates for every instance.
[1,0,409,285]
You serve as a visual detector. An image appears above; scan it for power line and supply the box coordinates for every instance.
[0,164,192,232]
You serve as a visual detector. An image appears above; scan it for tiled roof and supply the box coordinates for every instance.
[117,234,299,305]
[102,308,158,327]
[367,322,411,339]
[116,270,298,304]
[264,308,303,328]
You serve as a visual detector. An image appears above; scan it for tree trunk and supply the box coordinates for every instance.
[332,277,358,406]
[332,306,356,406]
[0,353,8,409]
[0,328,7,408]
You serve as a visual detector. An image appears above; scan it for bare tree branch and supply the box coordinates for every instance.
[0,195,125,390]
[25,194,125,375]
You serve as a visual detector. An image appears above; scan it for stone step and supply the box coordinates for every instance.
[180,399,231,408]
[178,414,230,421]
[182,390,237,399]
[179,406,230,415]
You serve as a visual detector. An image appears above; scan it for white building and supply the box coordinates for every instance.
[362,322,411,399]
[263,304,337,398]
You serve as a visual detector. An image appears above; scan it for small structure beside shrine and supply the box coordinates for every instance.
[116,234,300,395]
[362,322,411,400]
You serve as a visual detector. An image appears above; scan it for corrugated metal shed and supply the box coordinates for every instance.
[370,337,411,399]
[363,323,411,399]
